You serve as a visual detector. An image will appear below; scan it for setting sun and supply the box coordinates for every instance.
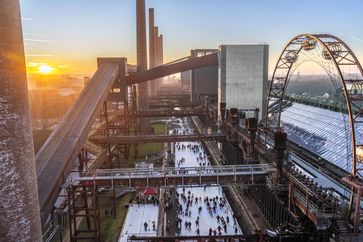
[38,64,54,74]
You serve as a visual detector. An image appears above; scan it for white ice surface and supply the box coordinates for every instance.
[175,185,242,236]
[119,204,159,242]
[118,118,242,241]
[173,118,243,236]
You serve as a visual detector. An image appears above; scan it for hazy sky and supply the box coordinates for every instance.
[20,0,363,76]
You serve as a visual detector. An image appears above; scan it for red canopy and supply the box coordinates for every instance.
[143,187,157,196]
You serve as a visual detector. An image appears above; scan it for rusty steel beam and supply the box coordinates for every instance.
[76,164,273,188]
[136,109,207,117]
[149,103,201,108]
[126,52,219,85]
[128,234,257,241]
[89,133,226,145]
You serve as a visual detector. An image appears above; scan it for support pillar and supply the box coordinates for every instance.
[274,130,287,179]
[246,118,257,159]
[342,177,363,234]
[0,0,42,240]
[288,183,292,212]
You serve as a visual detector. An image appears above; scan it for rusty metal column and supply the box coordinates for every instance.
[246,118,257,159]
[0,0,42,241]
[136,0,149,110]
[274,130,287,179]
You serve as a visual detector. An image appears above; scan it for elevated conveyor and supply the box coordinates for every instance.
[36,52,219,225]
[36,63,119,224]
[75,164,274,188]
[136,108,207,117]
[126,52,218,85]
[89,133,226,144]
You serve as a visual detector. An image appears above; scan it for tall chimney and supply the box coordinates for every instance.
[148,8,157,96]
[136,0,147,71]
[136,0,149,109]
[153,27,160,93]
[149,8,155,69]
[154,26,159,65]
[159,34,164,65]
[158,34,164,88]
[0,0,42,241]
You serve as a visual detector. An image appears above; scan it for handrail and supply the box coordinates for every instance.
[74,164,274,181]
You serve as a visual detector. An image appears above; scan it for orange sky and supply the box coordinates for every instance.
[21,0,363,78]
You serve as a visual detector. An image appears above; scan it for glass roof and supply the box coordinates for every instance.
[280,103,363,174]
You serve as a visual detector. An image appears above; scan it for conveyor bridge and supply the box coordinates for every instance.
[35,53,218,224]
[136,109,206,117]
[89,133,226,145]
[74,164,275,188]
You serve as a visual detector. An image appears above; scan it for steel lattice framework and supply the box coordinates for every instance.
[265,34,363,177]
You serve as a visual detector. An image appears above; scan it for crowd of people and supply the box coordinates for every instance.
[175,187,240,236]
[122,118,241,240]
[136,193,160,206]
[171,120,241,236]
[175,142,210,168]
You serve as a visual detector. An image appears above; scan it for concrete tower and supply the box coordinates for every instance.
[153,27,160,93]
[157,34,164,88]
[0,0,42,241]
[136,0,149,110]
[154,26,159,65]
[149,8,155,69]
[158,34,164,65]
[149,8,157,96]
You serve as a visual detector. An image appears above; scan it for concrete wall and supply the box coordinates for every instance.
[180,70,191,86]
[218,45,269,121]
[0,0,42,240]
[191,49,218,103]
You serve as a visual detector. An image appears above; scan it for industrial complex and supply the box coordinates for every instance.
[1,0,363,242]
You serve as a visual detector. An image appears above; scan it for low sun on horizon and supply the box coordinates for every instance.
[38,64,54,74]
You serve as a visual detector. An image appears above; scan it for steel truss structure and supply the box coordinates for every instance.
[266,33,363,233]
[74,164,274,188]
[266,34,363,177]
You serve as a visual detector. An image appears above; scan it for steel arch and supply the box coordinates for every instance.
[265,33,363,177]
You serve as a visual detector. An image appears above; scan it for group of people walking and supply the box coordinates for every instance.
[171,120,241,237]
[175,187,239,236]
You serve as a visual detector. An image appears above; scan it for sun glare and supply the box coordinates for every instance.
[38,64,54,74]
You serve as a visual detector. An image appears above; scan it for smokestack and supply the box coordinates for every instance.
[148,8,157,96]
[154,26,159,65]
[159,34,164,65]
[153,27,160,93]
[136,0,149,109]
[136,0,147,71]
[0,0,42,241]
[158,34,164,88]
[149,8,155,69]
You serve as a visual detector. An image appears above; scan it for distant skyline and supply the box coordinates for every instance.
[20,0,363,76]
